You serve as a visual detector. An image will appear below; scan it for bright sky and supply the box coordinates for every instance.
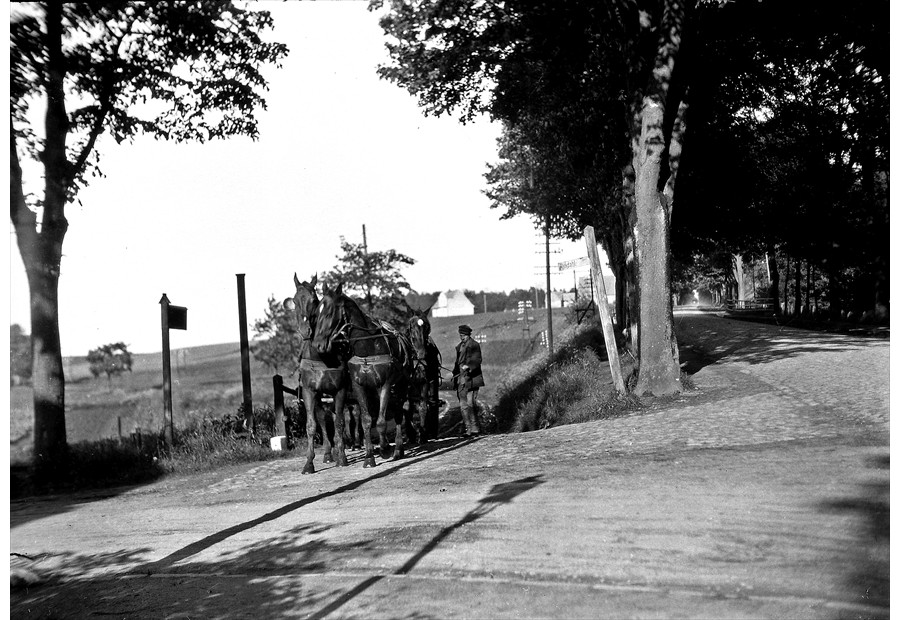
[9,2,603,356]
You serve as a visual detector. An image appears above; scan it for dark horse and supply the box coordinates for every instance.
[404,310,442,442]
[313,283,415,468]
[282,274,351,474]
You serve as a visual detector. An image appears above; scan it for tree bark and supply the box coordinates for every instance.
[10,2,71,467]
[766,249,781,315]
[633,103,681,396]
[794,257,802,317]
[630,0,685,397]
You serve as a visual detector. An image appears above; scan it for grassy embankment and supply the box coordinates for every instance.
[11,307,640,496]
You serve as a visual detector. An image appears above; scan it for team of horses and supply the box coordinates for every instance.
[283,273,442,473]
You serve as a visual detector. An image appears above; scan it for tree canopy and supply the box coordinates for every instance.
[321,237,417,325]
[10,2,288,466]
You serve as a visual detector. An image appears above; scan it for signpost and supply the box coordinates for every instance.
[583,226,625,394]
[160,294,187,447]
[558,256,590,271]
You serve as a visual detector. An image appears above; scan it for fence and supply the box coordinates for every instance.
[725,298,775,312]
[273,374,297,447]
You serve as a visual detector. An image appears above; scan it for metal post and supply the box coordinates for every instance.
[236,274,253,433]
[545,214,554,354]
[159,294,174,447]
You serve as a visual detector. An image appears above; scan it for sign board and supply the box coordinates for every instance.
[167,305,187,330]
[558,256,590,271]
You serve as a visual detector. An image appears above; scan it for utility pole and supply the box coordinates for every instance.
[362,224,372,311]
[544,213,554,354]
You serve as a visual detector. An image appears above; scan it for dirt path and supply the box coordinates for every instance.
[10,314,889,619]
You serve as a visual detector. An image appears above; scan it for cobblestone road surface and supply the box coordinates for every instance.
[10,313,890,619]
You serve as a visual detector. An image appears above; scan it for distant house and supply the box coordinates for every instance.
[430,290,475,318]
[550,291,577,308]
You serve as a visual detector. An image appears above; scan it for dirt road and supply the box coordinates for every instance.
[10,313,889,619]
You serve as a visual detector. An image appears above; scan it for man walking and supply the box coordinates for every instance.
[452,324,484,437]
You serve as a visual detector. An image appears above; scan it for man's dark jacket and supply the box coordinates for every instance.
[453,338,484,389]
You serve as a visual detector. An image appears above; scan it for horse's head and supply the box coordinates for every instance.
[312,281,345,355]
[283,273,318,340]
[405,310,432,379]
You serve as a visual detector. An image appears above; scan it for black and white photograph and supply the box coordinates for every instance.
[10,1,889,618]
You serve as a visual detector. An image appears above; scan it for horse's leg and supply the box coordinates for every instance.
[301,387,317,474]
[332,389,348,467]
[350,404,362,450]
[416,387,429,444]
[385,381,404,461]
[376,384,392,460]
[354,383,377,468]
[318,400,334,464]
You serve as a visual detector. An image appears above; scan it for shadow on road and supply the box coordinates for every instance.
[675,314,888,373]
[11,447,545,620]
[818,452,889,612]
[306,475,546,620]
[135,435,484,575]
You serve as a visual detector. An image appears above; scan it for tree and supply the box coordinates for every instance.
[376,0,688,395]
[10,3,287,467]
[321,237,417,325]
[11,324,32,385]
[252,296,302,376]
[87,342,133,384]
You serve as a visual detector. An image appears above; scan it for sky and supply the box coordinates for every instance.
[8,2,606,357]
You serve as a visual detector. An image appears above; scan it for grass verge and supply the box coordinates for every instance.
[490,319,642,433]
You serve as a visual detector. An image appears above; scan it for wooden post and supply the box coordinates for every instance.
[584,226,626,394]
[236,274,253,433]
[159,294,175,447]
[273,374,286,437]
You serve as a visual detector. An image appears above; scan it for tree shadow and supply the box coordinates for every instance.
[11,461,540,620]
[818,452,889,612]
[306,475,546,619]
[675,314,887,373]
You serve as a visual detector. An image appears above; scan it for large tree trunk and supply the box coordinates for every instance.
[732,255,746,302]
[633,103,681,396]
[10,2,71,467]
[629,0,686,397]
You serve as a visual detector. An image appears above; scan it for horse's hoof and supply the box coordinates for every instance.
[390,450,404,461]
[323,454,334,464]
[380,447,392,459]
[302,463,315,475]
[363,457,377,468]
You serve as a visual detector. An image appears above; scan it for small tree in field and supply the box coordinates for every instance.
[87,342,134,384]
[252,296,301,376]
[321,238,417,325]
[11,3,287,467]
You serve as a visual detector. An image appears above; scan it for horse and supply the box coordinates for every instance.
[312,282,415,468]
[404,310,442,442]
[282,273,352,474]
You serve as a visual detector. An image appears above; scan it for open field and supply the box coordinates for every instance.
[11,309,574,463]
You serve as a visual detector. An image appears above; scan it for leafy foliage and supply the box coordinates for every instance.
[321,238,417,325]
[10,2,288,464]
[86,342,134,382]
[251,296,302,376]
